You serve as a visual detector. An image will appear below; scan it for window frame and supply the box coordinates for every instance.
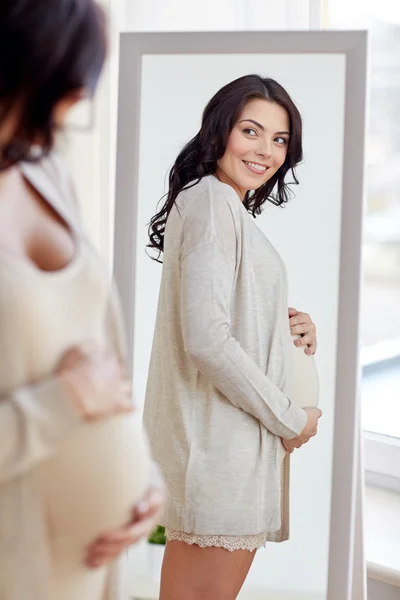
[364,431,400,492]
[360,300,400,483]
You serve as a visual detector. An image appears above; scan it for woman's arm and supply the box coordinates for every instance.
[0,376,82,484]
[180,238,307,440]
[0,340,134,485]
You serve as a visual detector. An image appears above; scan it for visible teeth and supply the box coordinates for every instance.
[244,161,267,172]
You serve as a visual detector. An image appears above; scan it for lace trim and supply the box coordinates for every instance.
[165,528,267,552]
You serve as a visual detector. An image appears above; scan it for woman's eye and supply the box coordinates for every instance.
[275,137,288,145]
[243,128,257,137]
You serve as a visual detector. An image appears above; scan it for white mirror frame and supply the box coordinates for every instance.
[113,30,368,600]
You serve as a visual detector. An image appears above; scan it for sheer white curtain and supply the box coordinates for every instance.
[61,0,324,260]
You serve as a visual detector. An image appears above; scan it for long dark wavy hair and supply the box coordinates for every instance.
[148,74,303,260]
[0,0,106,170]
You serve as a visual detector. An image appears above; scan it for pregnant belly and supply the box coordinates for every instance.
[279,336,320,462]
[291,334,319,408]
[37,412,151,564]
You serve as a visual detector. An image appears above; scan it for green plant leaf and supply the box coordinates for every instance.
[148,525,166,545]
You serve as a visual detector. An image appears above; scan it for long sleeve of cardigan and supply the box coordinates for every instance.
[180,240,307,440]
[0,377,82,484]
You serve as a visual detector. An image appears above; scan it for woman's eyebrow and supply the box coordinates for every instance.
[239,118,265,130]
[239,119,290,136]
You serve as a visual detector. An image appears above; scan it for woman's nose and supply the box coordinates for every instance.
[256,139,273,158]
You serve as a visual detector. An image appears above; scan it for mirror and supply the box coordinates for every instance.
[114,31,368,600]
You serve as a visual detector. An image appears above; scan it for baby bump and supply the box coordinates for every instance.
[37,412,151,561]
[278,337,320,463]
[291,335,319,408]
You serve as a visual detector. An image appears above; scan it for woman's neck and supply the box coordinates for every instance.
[214,167,246,202]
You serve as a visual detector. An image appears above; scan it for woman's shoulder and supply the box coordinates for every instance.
[23,150,70,193]
[177,175,243,224]
[21,151,80,219]
[180,174,239,201]
[39,150,67,181]
[175,176,242,257]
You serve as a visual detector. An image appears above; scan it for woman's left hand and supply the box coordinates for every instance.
[281,438,303,454]
[85,485,165,569]
[288,307,317,355]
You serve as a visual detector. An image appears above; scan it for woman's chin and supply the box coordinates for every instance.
[240,173,270,192]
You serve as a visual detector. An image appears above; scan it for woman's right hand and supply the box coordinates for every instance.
[55,342,133,422]
[282,407,322,454]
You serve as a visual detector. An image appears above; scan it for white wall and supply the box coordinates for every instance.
[123,0,317,31]
[58,0,124,263]
[124,0,236,30]
[127,52,345,598]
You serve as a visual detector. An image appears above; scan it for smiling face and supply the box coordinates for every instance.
[215,98,290,200]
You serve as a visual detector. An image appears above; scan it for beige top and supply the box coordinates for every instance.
[144,175,308,542]
[0,155,151,600]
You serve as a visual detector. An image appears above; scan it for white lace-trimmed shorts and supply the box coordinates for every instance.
[165,528,268,552]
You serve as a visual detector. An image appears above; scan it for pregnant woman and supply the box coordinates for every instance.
[144,74,321,600]
[0,2,163,599]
